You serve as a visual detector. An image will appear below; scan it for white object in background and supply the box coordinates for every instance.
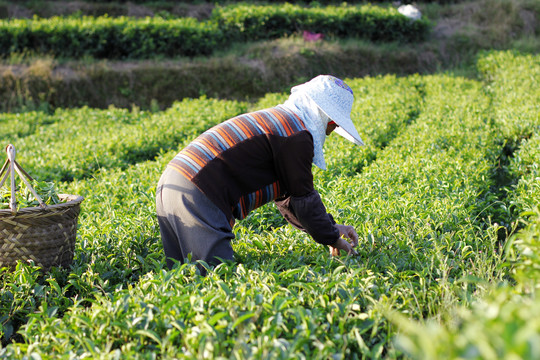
[398,4,422,20]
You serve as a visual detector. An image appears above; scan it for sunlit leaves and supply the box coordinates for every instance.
[1,51,539,359]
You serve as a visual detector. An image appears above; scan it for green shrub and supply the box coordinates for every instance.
[393,288,540,360]
[394,209,540,360]
[0,98,248,182]
[508,134,540,217]
[0,16,224,59]
[478,51,540,142]
[385,50,540,360]
[213,3,430,43]
[0,3,430,60]
[477,51,540,225]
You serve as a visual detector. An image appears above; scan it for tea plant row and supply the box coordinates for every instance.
[0,51,538,358]
[0,76,423,184]
[0,74,425,352]
[2,74,493,357]
[0,98,248,181]
[392,51,540,359]
[479,51,540,219]
[0,3,429,59]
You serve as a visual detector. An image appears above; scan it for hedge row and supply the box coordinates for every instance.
[0,16,221,59]
[0,3,430,59]
[212,3,429,43]
[389,51,540,360]
[477,51,540,221]
[483,51,540,289]
[0,75,423,184]
[0,98,248,182]
[0,38,439,113]
[0,75,422,349]
[510,134,540,217]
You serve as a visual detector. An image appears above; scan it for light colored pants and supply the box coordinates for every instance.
[156,167,234,272]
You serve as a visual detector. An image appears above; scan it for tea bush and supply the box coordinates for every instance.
[0,16,223,59]
[478,51,540,219]
[0,51,538,358]
[0,3,429,60]
[388,51,540,359]
[212,3,430,43]
[0,97,248,182]
[393,286,540,360]
[509,134,540,215]
[394,209,540,360]
[478,51,539,142]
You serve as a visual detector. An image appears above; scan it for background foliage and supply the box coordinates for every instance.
[0,0,537,112]
[0,3,429,60]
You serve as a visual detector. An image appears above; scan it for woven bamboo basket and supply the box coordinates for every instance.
[0,145,84,271]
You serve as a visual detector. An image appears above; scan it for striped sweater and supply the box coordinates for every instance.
[168,106,339,245]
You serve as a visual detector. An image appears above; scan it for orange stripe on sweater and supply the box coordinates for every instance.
[214,126,236,147]
[198,137,221,157]
[272,109,294,135]
[183,148,207,168]
[252,112,273,134]
[233,117,254,138]
[168,162,193,179]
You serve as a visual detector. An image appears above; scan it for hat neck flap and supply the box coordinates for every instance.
[281,92,328,170]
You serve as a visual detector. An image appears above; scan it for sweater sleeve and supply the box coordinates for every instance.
[273,131,339,246]
[275,193,339,245]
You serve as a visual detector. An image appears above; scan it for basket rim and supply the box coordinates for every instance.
[0,193,84,217]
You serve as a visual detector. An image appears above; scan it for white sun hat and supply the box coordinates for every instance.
[291,75,365,146]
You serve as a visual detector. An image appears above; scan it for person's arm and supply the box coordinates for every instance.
[274,195,305,231]
[275,191,339,245]
[274,132,358,252]
[275,195,358,254]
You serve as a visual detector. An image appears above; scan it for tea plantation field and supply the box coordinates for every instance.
[0,51,539,359]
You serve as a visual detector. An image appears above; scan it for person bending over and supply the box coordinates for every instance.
[156,75,364,271]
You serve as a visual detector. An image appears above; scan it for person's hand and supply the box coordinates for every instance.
[329,224,359,256]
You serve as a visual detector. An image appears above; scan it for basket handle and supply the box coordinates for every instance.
[0,144,46,214]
